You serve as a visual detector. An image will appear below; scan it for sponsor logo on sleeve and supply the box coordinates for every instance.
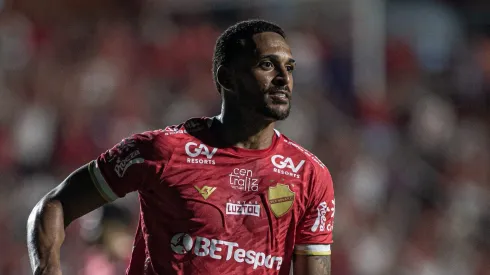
[229,168,259,192]
[267,184,295,218]
[114,150,144,177]
[108,138,137,162]
[226,200,261,217]
[109,137,144,177]
[170,233,283,270]
[185,142,217,165]
[271,155,305,179]
[311,199,335,232]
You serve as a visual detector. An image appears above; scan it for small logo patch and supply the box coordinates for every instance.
[170,233,193,254]
[268,184,295,218]
[194,185,217,200]
[226,201,261,217]
[229,168,259,192]
[114,150,144,177]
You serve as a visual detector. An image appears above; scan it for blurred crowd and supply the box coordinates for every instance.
[0,0,489,274]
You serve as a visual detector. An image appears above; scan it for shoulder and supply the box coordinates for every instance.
[276,132,331,181]
[277,133,328,171]
[276,133,334,202]
[158,117,212,138]
[120,117,213,156]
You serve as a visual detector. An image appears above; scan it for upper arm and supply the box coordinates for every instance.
[47,163,109,226]
[47,132,162,226]
[293,254,331,275]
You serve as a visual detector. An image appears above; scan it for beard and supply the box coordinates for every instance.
[233,81,292,121]
[258,85,292,121]
[257,98,291,121]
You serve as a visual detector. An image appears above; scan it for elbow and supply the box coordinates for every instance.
[27,199,46,235]
[26,195,67,274]
[27,197,66,234]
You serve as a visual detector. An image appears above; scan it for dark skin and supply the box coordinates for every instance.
[27,165,107,275]
[27,32,331,275]
[216,32,294,149]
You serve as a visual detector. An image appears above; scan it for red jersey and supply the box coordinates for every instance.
[88,117,335,275]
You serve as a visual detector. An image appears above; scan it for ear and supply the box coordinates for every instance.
[216,65,233,92]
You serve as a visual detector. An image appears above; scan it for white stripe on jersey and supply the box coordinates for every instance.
[89,160,118,202]
[294,244,331,256]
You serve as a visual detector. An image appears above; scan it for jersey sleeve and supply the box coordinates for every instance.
[294,167,335,256]
[87,132,160,202]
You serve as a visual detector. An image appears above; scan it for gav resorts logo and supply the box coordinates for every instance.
[271,155,305,179]
[185,142,217,165]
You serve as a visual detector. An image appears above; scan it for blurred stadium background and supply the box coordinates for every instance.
[0,0,489,274]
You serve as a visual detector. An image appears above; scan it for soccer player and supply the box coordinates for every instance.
[27,19,335,275]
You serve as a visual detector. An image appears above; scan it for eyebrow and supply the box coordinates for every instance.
[260,54,296,64]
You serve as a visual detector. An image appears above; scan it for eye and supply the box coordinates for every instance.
[286,65,295,72]
[260,61,274,70]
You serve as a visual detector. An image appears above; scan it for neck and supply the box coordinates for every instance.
[216,105,276,150]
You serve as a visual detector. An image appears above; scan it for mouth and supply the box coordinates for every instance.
[267,90,290,103]
[268,89,290,98]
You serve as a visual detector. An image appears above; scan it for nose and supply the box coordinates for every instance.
[272,66,291,86]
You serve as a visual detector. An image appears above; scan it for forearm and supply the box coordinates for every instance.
[27,199,66,275]
[293,255,331,275]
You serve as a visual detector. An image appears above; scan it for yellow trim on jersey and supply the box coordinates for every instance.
[294,250,331,256]
[88,160,118,202]
[294,244,331,256]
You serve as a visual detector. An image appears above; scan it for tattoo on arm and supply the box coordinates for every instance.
[311,256,331,275]
[293,255,331,275]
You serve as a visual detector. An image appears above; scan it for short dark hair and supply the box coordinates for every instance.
[212,19,286,93]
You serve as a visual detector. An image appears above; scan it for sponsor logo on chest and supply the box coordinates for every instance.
[194,185,217,200]
[226,200,261,217]
[229,168,259,192]
[271,155,305,179]
[185,142,217,165]
[170,233,283,270]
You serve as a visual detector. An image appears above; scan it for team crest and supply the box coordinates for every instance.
[268,184,295,218]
